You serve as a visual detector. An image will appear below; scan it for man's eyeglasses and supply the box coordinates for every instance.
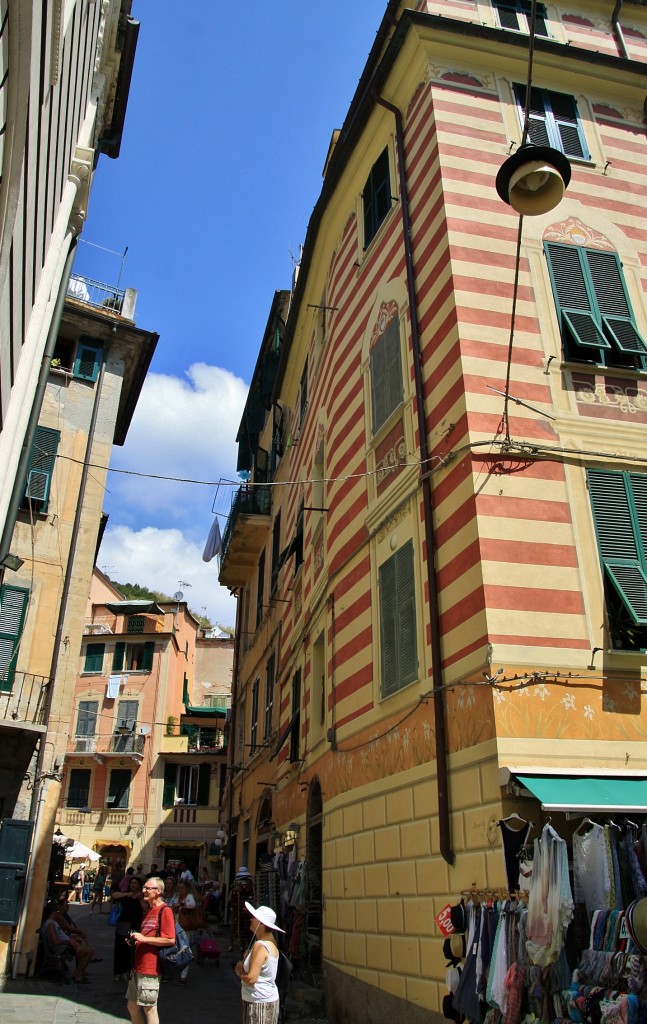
[142,886,160,892]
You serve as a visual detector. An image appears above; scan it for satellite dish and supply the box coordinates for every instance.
[173,591,184,602]
[138,725,151,736]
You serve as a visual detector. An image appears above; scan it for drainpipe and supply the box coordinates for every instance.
[0,238,77,565]
[373,92,454,866]
[611,0,629,59]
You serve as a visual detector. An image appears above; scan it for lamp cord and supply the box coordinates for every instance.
[502,0,538,442]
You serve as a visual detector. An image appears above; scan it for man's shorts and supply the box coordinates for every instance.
[126,973,160,1006]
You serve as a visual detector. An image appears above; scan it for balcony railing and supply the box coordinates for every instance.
[0,672,49,726]
[221,484,271,563]
[67,733,146,756]
[179,725,226,753]
[67,273,125,314]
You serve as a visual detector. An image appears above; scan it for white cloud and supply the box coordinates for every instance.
[98,362,247,628]
[98,525,237,629]
[105,363,248,531]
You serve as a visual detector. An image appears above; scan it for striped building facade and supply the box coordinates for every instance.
[220,2,647,1021]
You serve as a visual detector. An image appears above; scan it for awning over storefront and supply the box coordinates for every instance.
[517,775,647,812]
[157,840,205,848]
[93,839,133,850]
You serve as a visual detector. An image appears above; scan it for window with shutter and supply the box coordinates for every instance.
[21,426,60,512]
[197,763,211,806]
[163,762,177,808]
[514,85,588,160]
[264,653,275,740]
[73,340,102,382]
[0,585,29,693]
[289,669,301,763]
[250,678,260,754]
[107,768,131,808]
[76,701,99,737]
[363,147,392,249]
[588,469,647,651]
[379,541,418,697]
[256,549,265,629]
[370,315,403,435]
[83,643,105,674]
[493,0,548,35]
[67,768,91,808]
[545,242,647,370]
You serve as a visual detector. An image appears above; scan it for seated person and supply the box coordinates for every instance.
[42,903,93,983]
[53,896,100,961]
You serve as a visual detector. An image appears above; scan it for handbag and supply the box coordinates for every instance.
[178,905,205,931]
[107,902,122,926]
[157,908,193,971]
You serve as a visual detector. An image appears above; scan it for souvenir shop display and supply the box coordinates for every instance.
[442,818,647,1024]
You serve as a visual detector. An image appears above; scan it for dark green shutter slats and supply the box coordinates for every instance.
[163,763,176,808]
[109,769,131,808]
[562,311,610,350]
[0,585,29,691]
[371,317,402,435]
[74,342,102,382]
[588,470,647,626]
[585,250,646,354]
[84,643,105,673]
[68,768,91,808]
[197,763,211,806]
[495,1,548,34]
[24,426,60,507]
[379,541,417,697]
[112,641,125,671]
[142,641,154,672]
[515,86,587,159]
[546,243,591,313]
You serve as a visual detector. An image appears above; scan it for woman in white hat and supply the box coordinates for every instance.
[234,902,285,1024]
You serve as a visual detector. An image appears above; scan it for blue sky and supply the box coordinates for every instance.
[77,1,386,626]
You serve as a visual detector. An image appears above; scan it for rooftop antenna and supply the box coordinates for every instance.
[116,246,128,291]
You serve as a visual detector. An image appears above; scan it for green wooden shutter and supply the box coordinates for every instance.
[197,763,211,806]
[0,818,34,925]
[379,555,399,696]
[23,426,60,509]
[108,769,131,809]
[112,641,125,671]
[73,340,102,382]
[380,542,417,696]
[163,763,177,808]
[371,318,403,435]
[517,85,551,148]
[84,643,105,673]
[585,250,647,355]
[397,542,418,687]
[0,585,29,693]
[76,701,98,737]
[142,641,154,672]
[588,470,647,625]
[545,243,609,352]
[548,90,588,159]
[67,768,91,808]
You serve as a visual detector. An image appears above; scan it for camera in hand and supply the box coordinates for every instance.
[126,932,136,946]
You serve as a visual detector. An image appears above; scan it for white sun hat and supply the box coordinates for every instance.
[245,901,285,933]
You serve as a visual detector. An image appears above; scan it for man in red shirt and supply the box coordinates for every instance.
[126,877,175,1024]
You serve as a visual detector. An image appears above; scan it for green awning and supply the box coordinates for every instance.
[517,775,647,812]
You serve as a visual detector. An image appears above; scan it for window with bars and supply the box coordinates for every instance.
[588,470,647,652]
[0,584,29,693]
[379,541,418,697]
[493,0,549,35]
[371,315,403,435]
[514,85,589,160]
[545,243,647,370]
[21,426,60,512]
[363,147,392,249]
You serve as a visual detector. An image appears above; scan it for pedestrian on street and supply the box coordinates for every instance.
[126,876,175,1024]
[234,902,285,1024]
[90,866,106,914]
[111,875,146,981]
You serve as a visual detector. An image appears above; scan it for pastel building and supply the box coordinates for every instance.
[218,2,647,1021]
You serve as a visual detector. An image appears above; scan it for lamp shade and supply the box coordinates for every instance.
[496,145,571,215]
